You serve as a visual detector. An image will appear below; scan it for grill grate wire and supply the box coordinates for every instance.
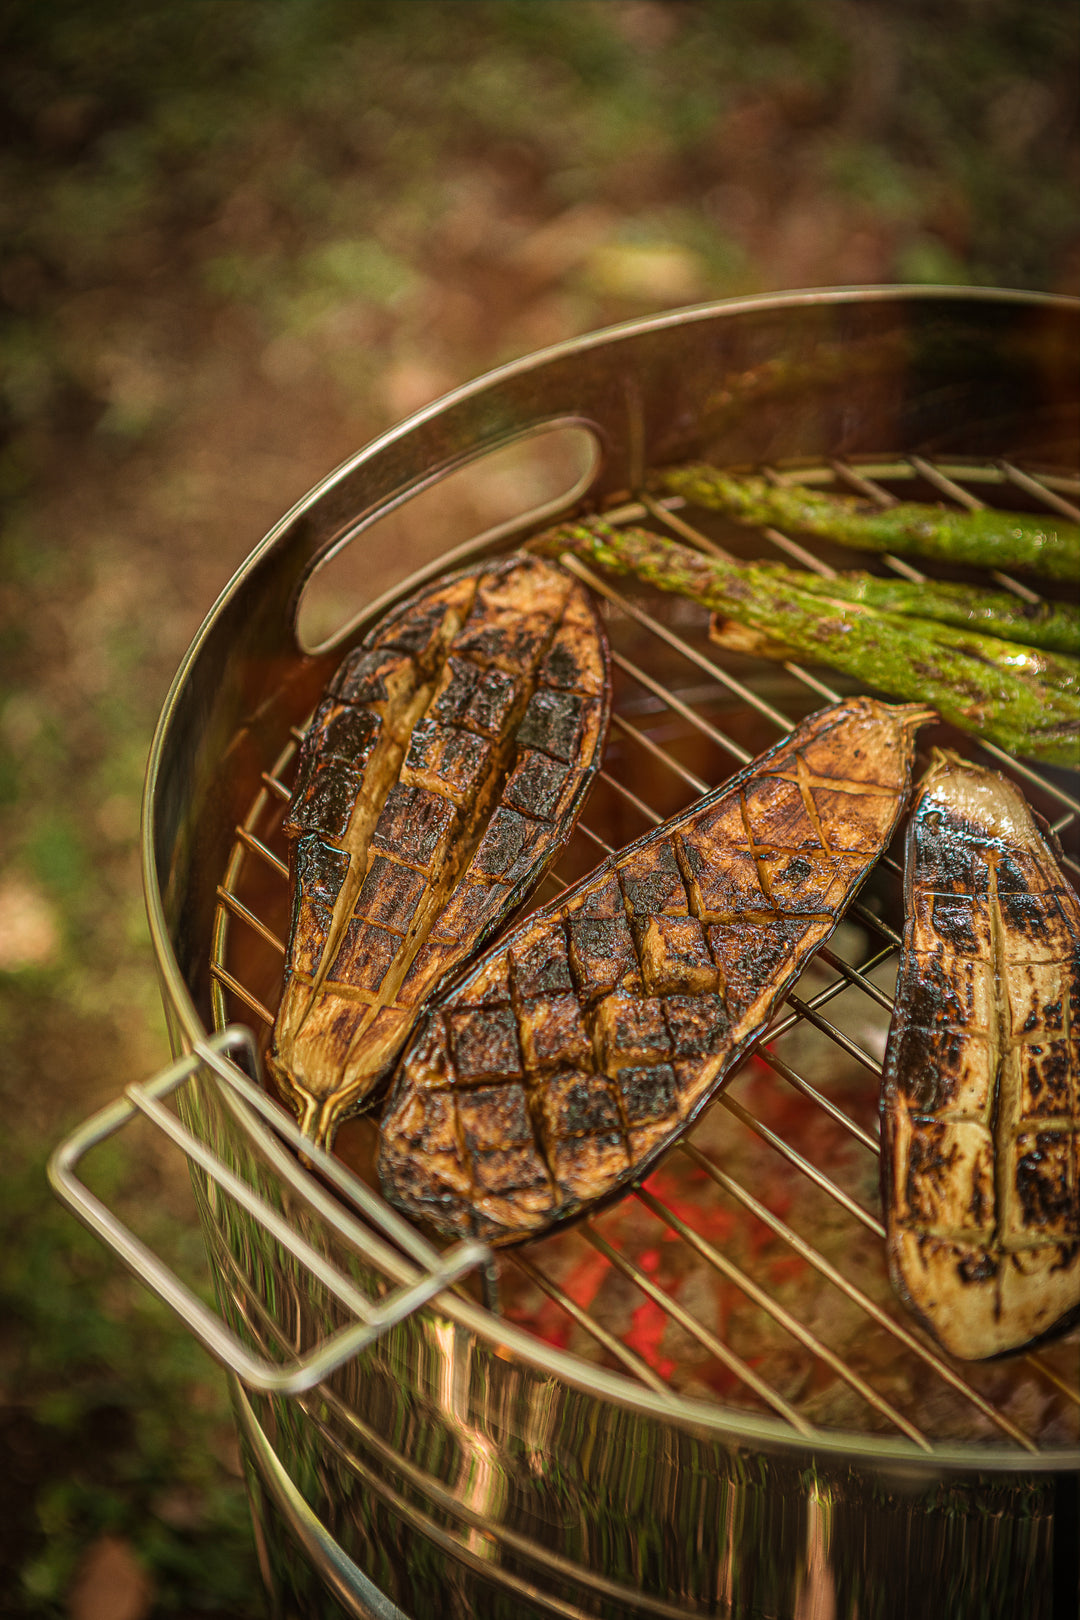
[210,454,1080,1457]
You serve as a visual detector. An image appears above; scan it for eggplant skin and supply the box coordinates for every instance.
[378,697,927,1244]
[882,754,1080,1360]
[268,553,610,1147]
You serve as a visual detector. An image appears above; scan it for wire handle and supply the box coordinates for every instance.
[47,1027,490,1395]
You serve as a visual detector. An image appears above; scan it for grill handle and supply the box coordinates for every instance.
[47,1027,490,1395]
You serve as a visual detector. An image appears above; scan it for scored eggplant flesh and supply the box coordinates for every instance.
[882,753,1080,1359]
[268,553,610,1148]
[378,696,928,1244]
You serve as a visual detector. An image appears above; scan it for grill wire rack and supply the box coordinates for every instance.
[202,449,1080,1462]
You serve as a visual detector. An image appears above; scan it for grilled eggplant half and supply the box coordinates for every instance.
[379,697,927,1243]
[882,753,1080,1359]
[269,553,610,1147]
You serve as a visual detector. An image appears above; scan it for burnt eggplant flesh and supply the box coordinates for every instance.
[268,554,610,1148]
[882,753,1080,1359]
[378,697,928,1244]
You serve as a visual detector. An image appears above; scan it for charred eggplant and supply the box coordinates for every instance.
[379,697,927,1243]
[882,754,1080,1359]
[269,554,610,1147]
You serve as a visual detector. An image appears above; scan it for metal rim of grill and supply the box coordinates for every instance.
[207,446,1080,1471]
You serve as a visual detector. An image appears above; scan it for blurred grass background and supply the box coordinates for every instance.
[0,1,1076,1613]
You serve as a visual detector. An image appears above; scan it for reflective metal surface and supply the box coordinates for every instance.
[49,1029,490,1395]
[66,289,1080,1614]
[210,447,1079,1463]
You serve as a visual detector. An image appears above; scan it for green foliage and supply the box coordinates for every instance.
[24,812,89,899]
[0,1116,262,1614]
[2,0,1075,437]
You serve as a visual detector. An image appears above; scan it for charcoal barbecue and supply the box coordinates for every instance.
[51,288,1080,1619]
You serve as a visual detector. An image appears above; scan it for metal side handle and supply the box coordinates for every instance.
[47,1027,490,1395]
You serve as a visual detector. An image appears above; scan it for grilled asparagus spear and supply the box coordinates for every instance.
[270,553,610,1147]
[379,697,927,1244]
[534,519,1080,766]
[881,754,1080,1359]
[754,565,1080,657]
[659,465,1080,584]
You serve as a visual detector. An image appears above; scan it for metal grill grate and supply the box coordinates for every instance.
[209,453,1080,1457]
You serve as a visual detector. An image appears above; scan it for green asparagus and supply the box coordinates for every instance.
[533,518,1080,767]
[659,465,1080,584]
[755,565,1080,656]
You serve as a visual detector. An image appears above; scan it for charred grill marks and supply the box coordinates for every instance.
[379,697,926,1242]
[883,755,1080,1358]
[986,851,1012,1299]
[269,555,610,1145]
